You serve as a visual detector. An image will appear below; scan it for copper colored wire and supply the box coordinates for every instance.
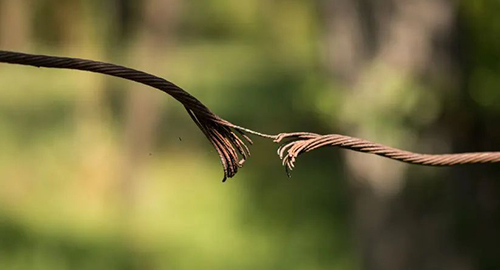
[275,133,500,174]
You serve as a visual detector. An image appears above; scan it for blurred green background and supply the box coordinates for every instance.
[0,0,499,269]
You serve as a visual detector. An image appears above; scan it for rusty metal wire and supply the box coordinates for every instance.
[1,50,499,180]
[0,50,254,181]
[274,132,500,175]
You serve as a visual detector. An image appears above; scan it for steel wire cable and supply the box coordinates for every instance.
[1,50,498,180]
[274,133,500,174]
[0,50,252,181]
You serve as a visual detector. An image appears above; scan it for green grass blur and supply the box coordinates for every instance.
[0,0,499,269]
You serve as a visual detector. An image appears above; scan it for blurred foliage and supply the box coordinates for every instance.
[461,0,500,112]
[0,0,498,270]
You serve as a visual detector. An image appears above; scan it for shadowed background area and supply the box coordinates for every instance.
[0,0,499,269]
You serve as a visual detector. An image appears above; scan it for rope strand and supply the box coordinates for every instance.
[1,50,498,180]
[0,50,252,181]
[274,133,500,173]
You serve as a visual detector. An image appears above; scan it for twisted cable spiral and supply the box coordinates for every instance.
[1,50,498,180]
[0,50,255,181]
[275,133,500,174]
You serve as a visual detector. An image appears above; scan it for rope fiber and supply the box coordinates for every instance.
[1,50,498,180]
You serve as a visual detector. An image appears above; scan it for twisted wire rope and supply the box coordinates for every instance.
[1,50,498,180]
[0,50,254,181]
[274,133,500,174]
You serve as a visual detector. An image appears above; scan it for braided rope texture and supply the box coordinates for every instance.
[1,50,499,180]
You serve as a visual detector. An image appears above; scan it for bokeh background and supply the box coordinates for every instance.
[0,0,499,269]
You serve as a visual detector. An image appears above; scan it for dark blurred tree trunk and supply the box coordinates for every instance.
[60,1,116,196]
[0,0,31,50]
[320,0,468,269]
[120,0,180,202]
[444,2,500,268]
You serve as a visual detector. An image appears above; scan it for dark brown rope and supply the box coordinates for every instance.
[1,50,498,180]
[0,50,254,181]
